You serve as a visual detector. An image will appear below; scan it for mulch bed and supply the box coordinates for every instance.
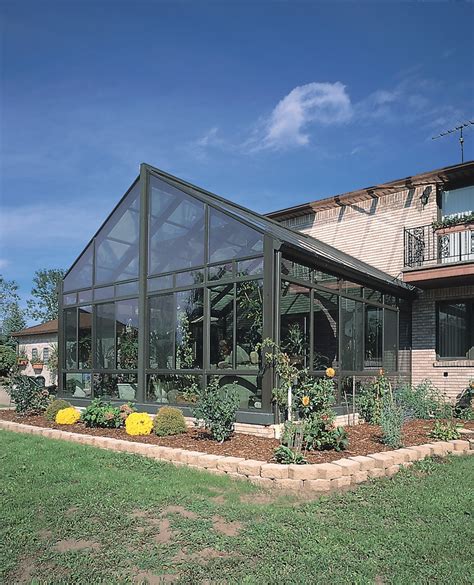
[0,409,472,464]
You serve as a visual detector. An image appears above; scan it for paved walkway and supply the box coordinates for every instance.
[0,385,12,407]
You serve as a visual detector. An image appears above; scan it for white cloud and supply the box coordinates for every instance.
[256,82,353,151]
[0,259,10,270]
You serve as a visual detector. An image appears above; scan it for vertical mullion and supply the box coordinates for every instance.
[137,165,149,403]
[232,283,237,370]
[309,288,314,372]
[58,280,64,392]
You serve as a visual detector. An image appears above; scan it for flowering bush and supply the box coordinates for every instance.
[125,412,153,436]
[56,407,81,425]
[6,375,50,415]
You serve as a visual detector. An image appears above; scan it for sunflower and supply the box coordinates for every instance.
[301,395,310,407]
[325,367,336,378]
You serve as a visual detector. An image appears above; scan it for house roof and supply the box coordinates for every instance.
[147,165,416,298]
[12,319,58,338]
[266,160,474,220]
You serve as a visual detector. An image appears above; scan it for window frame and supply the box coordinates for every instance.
[436,299,474,360]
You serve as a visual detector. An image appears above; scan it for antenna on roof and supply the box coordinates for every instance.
[432,120,474,163]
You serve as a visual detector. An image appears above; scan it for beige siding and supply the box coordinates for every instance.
[18,334,57,387]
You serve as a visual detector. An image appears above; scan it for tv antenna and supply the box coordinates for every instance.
[432,120,474,163]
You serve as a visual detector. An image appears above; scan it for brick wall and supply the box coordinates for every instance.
[296,184,438,277]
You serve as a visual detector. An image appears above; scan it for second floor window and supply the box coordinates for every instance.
[441,185,474,219]
[43,348,50,364]
[31,348,38,361]
[437,300,474,360]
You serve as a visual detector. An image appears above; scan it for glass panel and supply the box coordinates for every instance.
[94,286,114,301]
[365,306,383,368]
[148,175,205,274]
[340,298,364,371]
[63,243,93,292]
[437,301,471,358]
[115,281,139,297]
[364,287,383,304]
[384,294,397,307]
[146,374,201,404]
[280,281,310,368]
[383,309,398,370]
[63,293,76,306]
[95,303,115,369]
[442,185,474,218]
[78,290,93,304]
[281,258,312,281]
[116,299,139,369]
[64,308,77,369]
[78,306,92,369]
[314,270,339,290]
[210,284,234,369]
[149,294,174,368]
[175,269,204,287]
[208,263,233,281]
[208,374,263,411]
[93,373,138,400]
[236,280,263,368]
[148,275,173,292]
[63,373,92,398]
[313,289,338,370]
[176,289,204,369]
[95,181,140,285]
[209,207,263,263]
[342,280,363,298]
[237,257,264,277]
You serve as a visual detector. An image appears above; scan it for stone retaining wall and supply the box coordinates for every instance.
[1,420,472,492]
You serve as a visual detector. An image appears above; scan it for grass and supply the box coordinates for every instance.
[0,431,472,584]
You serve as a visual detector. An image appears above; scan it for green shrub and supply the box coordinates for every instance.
[356,373,392,424]
[81,398,123,428]
[6,375,50,415]
[380,398,405,448]
[396,380,452,420]
[153,406,187,436]
[273,445,307,465]
[302,415,349,451]
[0,344,16,376]
[453,382,474,420]
[429,420,462,441]
[192,378,240,443]
[45,398,71,421]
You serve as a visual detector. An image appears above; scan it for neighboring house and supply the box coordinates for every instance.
[268,161,474,401]
[12,320,58,387]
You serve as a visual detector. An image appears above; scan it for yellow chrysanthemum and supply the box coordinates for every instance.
[301,395,310,407]
[325,367,336,378]
[56,407,81,425]
[125,412,153,436]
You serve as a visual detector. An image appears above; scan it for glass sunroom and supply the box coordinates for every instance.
[58,164,415,425]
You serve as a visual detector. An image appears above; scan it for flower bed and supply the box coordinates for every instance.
[0,409,472,464]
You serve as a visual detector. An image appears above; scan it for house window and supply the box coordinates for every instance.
[43,348,50,364]
[31,348,38,360]
[441,185,474,218]
[437,300,474,359]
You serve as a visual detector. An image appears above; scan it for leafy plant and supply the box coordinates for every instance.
[153,406,187,436]
[81,398,123,428]
[0,344,16,376]
[453,381,474,420]
[273,445,307,465]
[429,420,462,441]
[380,398,406,448]
[302,415,349,451]
[6,375,50,415]
[192,378,240,443]
[432,211,474,231]
[45,398,72,421]
[396,380,452,420]
[356,373,392,425]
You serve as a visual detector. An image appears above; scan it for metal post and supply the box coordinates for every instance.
[137,164,149,404]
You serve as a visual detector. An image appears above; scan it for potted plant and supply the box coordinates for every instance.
[17,350,28,367]
[432,212,474,235]
[30,356,44,372]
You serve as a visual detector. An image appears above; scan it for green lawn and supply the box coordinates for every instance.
[1,431,472,584]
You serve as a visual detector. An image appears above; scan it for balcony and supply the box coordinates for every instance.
[403,222,474,287]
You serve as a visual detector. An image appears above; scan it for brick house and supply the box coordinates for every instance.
[12,320,58,388]
[268,161,474,401]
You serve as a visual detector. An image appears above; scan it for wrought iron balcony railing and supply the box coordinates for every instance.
[404,223,474,268]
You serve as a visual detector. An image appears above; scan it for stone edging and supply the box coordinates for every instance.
[1,420,472,492]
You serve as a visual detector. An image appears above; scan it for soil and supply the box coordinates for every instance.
[211,516,243,537]
[53,539,101,552]
[1,409,472,465]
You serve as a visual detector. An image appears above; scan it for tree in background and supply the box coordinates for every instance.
[27,269,66,323]
[0,275,26,345]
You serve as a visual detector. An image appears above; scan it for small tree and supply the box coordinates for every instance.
[0,344,16,376]
[27,268,65,322]
[193,378,240,442]
[0,275,26,345]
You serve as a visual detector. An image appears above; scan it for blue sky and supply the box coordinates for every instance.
[1,0,473,311]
